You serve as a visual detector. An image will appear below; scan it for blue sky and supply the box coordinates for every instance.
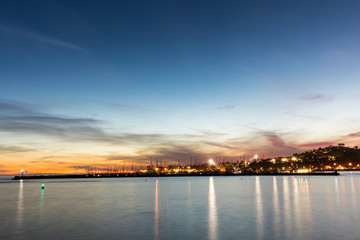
[1,0,360,173]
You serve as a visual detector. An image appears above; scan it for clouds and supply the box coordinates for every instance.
[216,105,236,110]
[296,141,335,149]
[0,145,32,154]
[203,141,236,150]
[0,99,103,140]
[0,24,84,51]
[338,131,360,145]
[0,101,37,116]
[301,94,334,102]
[109,103,154,112]
[255,130,301,157]
[149,144,208,160]
[259,130,285,148]
[293,130,360,150]
[1,98,356,174]
[1,0,360,175]
[0,100,206,146]
[104,143,212,165]
[69,165,93,170]
[346,131,360,138]
[0,100,231,163]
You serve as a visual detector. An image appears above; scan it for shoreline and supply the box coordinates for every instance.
[12,171,340,180]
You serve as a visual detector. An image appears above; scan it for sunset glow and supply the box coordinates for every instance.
[2,1,360,174]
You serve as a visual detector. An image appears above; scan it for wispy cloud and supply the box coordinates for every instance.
[0,24,84,51]
[296,141,335,148]
[192,129,227,137]
[142,144,209,161]
[2,99,353,167]
[0,100,208,148]
[203,141,236,150]
[0,145,32,154]
[345,131,360,138]
[259,130,285,148]
[216,105,236,110]
[29,160,66,164]
[337,131,360,145]
[301,94,334,102]
[255,130,301,157]
[104,142,213,165]
[288,113,326,121]
[0,99,103,140]
[69,165,93,170]
[293,130,360,150]
[109,103,152,112]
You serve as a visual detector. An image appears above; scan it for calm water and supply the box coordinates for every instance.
[1,173,360,240]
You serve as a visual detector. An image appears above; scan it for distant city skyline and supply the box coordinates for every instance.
[1,0,360,174]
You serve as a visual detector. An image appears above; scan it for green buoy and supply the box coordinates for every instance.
[41,184,45,190]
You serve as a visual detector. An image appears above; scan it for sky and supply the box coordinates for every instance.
[1,0,360,174]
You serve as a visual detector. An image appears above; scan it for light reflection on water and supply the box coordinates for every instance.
[154,179,159,240]
[208,177,217,240]
[16,179,24,235]
[292,177,300,237]
[350,176,358,222]
[187,179,192,207]
[283,176,291,238]
[301,177,312,233]
[272,176,279,239]
[39,189,45,234]
[2,174,360,240]
[255,176,263,240]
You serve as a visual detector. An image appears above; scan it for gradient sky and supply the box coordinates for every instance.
[1,0,360,174]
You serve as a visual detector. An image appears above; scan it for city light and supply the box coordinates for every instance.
[12,144,350,177]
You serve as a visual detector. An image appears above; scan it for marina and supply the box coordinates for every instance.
[12,171,340,180]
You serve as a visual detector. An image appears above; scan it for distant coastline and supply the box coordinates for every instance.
[12,171,340,180]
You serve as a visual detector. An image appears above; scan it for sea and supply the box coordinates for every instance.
[1,172,360,240]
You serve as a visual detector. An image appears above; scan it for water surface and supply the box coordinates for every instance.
[1,173,360,240]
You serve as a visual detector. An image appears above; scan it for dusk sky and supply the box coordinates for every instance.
[1,0,360,174]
